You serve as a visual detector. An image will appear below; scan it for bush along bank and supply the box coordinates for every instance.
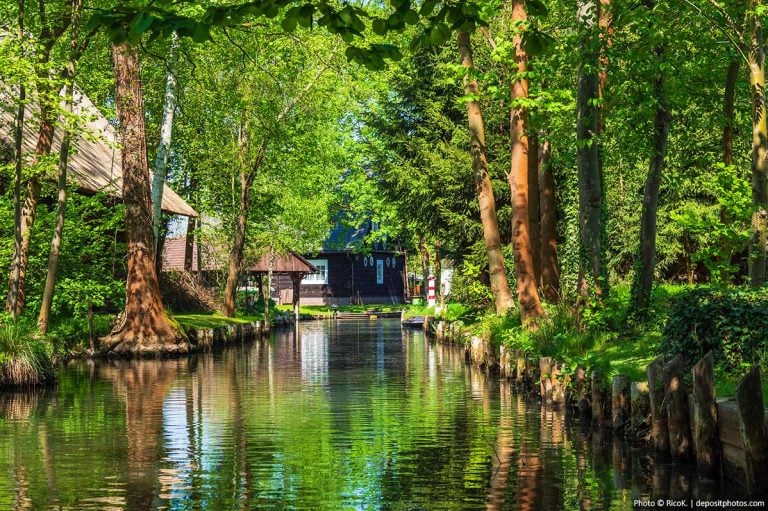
[0,317,55,388]
[0,309,298,388]
[422,288,768,494]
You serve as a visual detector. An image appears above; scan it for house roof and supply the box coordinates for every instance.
[0,87,198,217]
[322,220,369,251]
[162,237,316,274]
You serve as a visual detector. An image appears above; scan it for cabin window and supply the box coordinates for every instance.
[303,259,328,285]
[376,259,384,284]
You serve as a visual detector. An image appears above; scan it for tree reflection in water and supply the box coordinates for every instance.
[0,319,759,510]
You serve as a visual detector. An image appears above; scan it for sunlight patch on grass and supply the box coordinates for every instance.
[174,313,261,330]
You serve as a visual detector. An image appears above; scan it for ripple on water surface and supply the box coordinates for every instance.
[0,319,760,510]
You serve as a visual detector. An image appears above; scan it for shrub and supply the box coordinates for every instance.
[48,315,112,354]
[661,287,768,372]
[0,315,54,387]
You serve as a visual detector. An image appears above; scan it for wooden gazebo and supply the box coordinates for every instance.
[162,238,316,316]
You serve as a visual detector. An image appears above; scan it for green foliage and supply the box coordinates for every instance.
[48,315,112,354]
[450,258,494,310]
[661,287,768,372]
[0,315,54,387]
[669,164,751,286]
[436,302,473,322]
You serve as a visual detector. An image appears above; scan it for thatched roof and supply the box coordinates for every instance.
[162,237,316,274]
[0,86,197,217]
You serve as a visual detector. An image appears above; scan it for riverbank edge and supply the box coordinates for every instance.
[422,316,768,495]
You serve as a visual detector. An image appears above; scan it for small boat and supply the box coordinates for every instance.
[401,315,425,327]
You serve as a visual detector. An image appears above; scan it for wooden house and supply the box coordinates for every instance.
[282,219,406,305]
[0,86,198,218]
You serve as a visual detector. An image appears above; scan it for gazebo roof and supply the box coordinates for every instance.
[162,238,316,274]
[0,87,197,217]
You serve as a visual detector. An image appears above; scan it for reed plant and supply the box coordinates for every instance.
[0,315,54,387]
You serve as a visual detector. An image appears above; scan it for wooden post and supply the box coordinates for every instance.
[183,217,195,272]
[87,300,94,352]
[552,361,565,406]
[692,352,719,478]
[735,366,768,489]
[630,382,650,437]
[591,371,607,428]
[290,273,303,321]
[515,351,526,385]
[611,375,630,434]
[575,367,590,418]
[647,356,669,452]
[612,436,631,490]
[540,357,554,405]
[664,354,692,459]
[423,315,432,334]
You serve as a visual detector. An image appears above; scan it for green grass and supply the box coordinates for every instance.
[276,304,407,316]
[716,372,768,407]
[0,316,54,387]
[477,283,767,404]
[173,312,263,330]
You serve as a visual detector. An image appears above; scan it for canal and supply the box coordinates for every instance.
[0,319,755,509]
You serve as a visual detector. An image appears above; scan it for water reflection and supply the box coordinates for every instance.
[0,319,761,510]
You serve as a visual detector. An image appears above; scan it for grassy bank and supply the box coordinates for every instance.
[432,284,768,406]
[0,317,54,388]
[276,304,407,316]
[173,312,263,330]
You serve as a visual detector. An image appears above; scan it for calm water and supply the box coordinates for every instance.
[0,319,755,510]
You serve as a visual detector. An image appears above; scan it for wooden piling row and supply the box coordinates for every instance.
[432,318,768,491]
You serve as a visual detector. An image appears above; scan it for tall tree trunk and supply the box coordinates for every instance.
[457,30,515,315]
[508,0,544,323]
[434,240,443,306]
[723,60,740,166]
[222,121,262,318]
[101,42,186,354]
[184,216,196,272]
[37,86,73,334]
[151,34,179,255]
[528,133,542,286]
[576,0,608,297]
[748,0,768,287]
[38,0,84,333]
[222,169,253,317]
[538,139,561,301]
[597,0,612,135]
[7,0,26,318]
[418,236,430,300]
[6,2,71,317]
[630,0,670,314]
[264,249,274,333]
[221,62,329,317]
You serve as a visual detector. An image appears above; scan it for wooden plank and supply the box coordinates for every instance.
[573,368,585,406]
[515,351,525,384]
[735,366,768,490]
[717,400,743,448]
[631,381,650,437]
[647,356,669,452]
[612,375,630,434]
[664,354,692,459]
[540,357,554,405]
[592,370,607,428]
[692,352,719,478]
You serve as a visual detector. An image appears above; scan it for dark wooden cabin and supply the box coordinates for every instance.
[276,220,405,305]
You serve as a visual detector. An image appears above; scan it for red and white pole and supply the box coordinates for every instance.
[427,275,436,307]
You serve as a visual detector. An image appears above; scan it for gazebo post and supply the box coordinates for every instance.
[290,273,304,320]
[183,217,195,272]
